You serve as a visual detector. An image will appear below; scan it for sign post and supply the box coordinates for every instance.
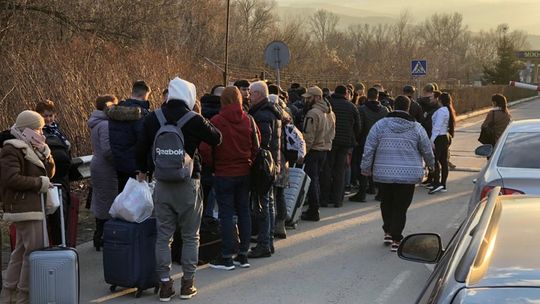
[411,59,428,99]
[264,41,290,87]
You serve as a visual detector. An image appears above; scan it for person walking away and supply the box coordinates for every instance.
[300,86,336,221]
[429,92,456,194]
[35,100,72,246]
[480,94,511,146]
[247,81,282,258]
[135,77,221,301]
[108,80,151,192]
[320,85,361,208]
[0,110,55,303]
[349,88,389,202]
[200,86,260,270]
[88,95,119,251]
[360,96,434,252]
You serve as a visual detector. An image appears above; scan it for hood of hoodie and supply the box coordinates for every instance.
[88,110,109,129]
[167,77,196,110]
[219,102,244,124]
[312,98,331,114]
[384,111,416,133]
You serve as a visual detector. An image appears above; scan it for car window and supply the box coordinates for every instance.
[497,133,540,168]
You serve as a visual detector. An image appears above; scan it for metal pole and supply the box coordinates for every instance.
[224,0,231,86]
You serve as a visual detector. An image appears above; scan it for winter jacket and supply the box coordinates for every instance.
[431,106,450,142]
[303,98,336,152]
[0,139,55,222]
[329,93,361,148]
[361,111,434,184]
[200,102,260,177]
[249,98,283,173]
[408,99,424,124]
[43,124,71,187]
[418,97,440,137]
[108,98,150,175]
[88,110,118,219]
[201,94,221,120]
[481,108,511,144]
[136,99,222,179]
[358,100,390,143]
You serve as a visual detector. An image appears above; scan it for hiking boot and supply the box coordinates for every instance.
[383,233,392,245]
[301,210,320,222]
[233,254,251,268]
[349,192,367,202]
[159,279,175,302]
[274,220,287,239]
[180,278,197,300]
[209,256,235,271]
[247,246,271,258]
[391,241,401,252]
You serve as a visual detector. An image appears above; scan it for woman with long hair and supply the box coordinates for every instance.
[429,92,456,194]
[480,94,511,145]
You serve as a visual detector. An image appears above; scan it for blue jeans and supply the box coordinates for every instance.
[214,175,251,257]
[253,189,274,251]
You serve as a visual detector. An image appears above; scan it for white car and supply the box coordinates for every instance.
[468,119,540,212]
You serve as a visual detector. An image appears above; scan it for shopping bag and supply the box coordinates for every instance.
[109,178,153,223]
[46,186,60,215]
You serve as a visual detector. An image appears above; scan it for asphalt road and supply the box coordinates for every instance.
[79,96,540,304]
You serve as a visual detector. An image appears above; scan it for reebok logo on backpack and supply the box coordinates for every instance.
[152,109,197,182]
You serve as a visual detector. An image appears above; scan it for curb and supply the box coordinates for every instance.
[456,95,539,122]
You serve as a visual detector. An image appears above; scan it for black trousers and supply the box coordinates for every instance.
[433,135,450,187]
[319,146,349,205]
[304,150,327,213]
[379,183,415,242]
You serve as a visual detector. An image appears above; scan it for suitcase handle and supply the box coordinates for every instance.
[39,184,67,248]
[292,163,305,170]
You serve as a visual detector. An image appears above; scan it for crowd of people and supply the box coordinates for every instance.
[1,74,513,302]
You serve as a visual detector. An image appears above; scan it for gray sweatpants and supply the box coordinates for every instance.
[154,179,202,280]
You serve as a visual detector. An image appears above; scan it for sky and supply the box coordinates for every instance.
[276,0,540,37]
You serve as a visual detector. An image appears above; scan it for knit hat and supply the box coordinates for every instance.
[167,77,197,110]
[14,110,45,131]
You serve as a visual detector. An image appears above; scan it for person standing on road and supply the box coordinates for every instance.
[135,77,222,301]
[320,85,361,208]
[480,93,511,145]
[360,96,434,252]
[429,92,456,194]
[300,86,336,221]
[402,85,424,123]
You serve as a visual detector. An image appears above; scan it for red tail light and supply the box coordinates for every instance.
[480,186,525,199]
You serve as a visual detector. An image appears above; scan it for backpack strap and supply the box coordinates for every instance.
[176,111,197,128]
[155,108,167,127]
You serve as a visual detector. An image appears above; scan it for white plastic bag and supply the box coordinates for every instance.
[109,178,153,223]
[46,186,60,215]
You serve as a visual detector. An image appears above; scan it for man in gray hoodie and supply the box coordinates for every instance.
[360,96,434,252]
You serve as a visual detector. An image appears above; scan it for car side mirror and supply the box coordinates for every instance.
[475,144,493,157]
[398,233,443,264]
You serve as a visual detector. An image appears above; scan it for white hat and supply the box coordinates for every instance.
[167,77,197,110]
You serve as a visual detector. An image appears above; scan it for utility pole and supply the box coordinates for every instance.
[224,0,231,86]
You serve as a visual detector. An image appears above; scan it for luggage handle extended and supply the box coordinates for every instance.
[39,184,67,248]
[292,163,305,170]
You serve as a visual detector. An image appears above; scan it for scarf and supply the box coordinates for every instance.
[44,122,71,149]
[10,126,51,161]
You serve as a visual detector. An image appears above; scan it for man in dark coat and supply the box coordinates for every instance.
[247,80,282,259]
[108,80,151,192]
[403,85,424,123]
[320,85,361,208]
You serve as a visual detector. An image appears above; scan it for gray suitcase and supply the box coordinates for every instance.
[29,186,79,304]
[284,165,311,228]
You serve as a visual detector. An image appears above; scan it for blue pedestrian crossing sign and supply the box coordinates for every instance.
[411,60,427,77]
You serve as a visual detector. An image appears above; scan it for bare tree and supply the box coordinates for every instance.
[309,9,339,45]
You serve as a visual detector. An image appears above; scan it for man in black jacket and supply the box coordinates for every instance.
[135,77,222,301]
[320,85,361,208]
[403,85,424,123]
[248,80,282,259]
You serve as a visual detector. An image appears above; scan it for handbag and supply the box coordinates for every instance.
[478,111,496,145]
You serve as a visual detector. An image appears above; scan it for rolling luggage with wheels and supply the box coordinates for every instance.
[29,187,80,304]
[284,164,311,228]
[103,218,159,298]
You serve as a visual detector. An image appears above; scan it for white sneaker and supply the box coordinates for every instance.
[440,186,447,192]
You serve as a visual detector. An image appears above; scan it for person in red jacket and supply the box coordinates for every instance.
[200,86,260,270]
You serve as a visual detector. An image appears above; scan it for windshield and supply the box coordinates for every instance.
[497,132,540,169]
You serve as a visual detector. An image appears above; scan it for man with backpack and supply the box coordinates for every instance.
[248,81,282,258]
[135,77,222,301]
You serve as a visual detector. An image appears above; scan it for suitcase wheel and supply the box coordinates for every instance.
[135,289,143,298]
[110,285,117,292]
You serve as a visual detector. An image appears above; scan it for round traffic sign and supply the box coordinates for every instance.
[264,41,290,70]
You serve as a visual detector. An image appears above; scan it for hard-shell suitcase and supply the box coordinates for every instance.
[284,165,311,228]
[29,187,80,304]
[103,218,159,298]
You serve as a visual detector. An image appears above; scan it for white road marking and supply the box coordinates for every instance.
[375,270,412,304]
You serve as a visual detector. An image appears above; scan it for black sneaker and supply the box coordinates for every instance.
[180,278,197,300]
[301,211,320,221]
[247,246,271,258]
[391,241,401,252]
[209,256,235,270]
[159,279,175,302]
[233,255,250,268]
[349,192,367,202]
[383,234,392,245]
[429,185,445,194]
